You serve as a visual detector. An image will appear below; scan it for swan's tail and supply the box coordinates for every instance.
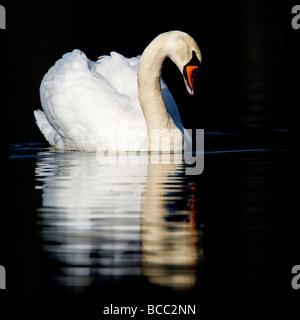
[34,110,65,149]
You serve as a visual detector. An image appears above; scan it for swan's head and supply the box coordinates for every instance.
[165,31,202,96]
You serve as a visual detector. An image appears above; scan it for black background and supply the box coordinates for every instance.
[3,0,290,141]
[1,0,298,318]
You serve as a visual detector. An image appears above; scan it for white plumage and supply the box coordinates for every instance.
[35,50,182,151]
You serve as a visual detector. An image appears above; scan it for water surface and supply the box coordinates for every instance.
[8,129,288,307]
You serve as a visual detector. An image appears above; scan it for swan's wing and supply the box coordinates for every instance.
[34,109,65,149]
[39,50,136,150]
[95,52,141,111]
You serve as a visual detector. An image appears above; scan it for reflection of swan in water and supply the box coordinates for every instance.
[36,152,146,287]
[35,151,203,289]
[141,163,203,289]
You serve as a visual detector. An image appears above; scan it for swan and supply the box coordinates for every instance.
[34,31,202,152]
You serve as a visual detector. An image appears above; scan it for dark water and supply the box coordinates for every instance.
[8,129,288,313]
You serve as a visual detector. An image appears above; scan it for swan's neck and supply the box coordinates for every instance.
[137,36,175,135]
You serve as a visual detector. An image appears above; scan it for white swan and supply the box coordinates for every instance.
[34,31,202,152]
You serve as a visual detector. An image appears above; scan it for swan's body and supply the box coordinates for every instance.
[35,31,201,151]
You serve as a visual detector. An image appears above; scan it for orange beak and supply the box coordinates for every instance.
[183,65,198,96]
